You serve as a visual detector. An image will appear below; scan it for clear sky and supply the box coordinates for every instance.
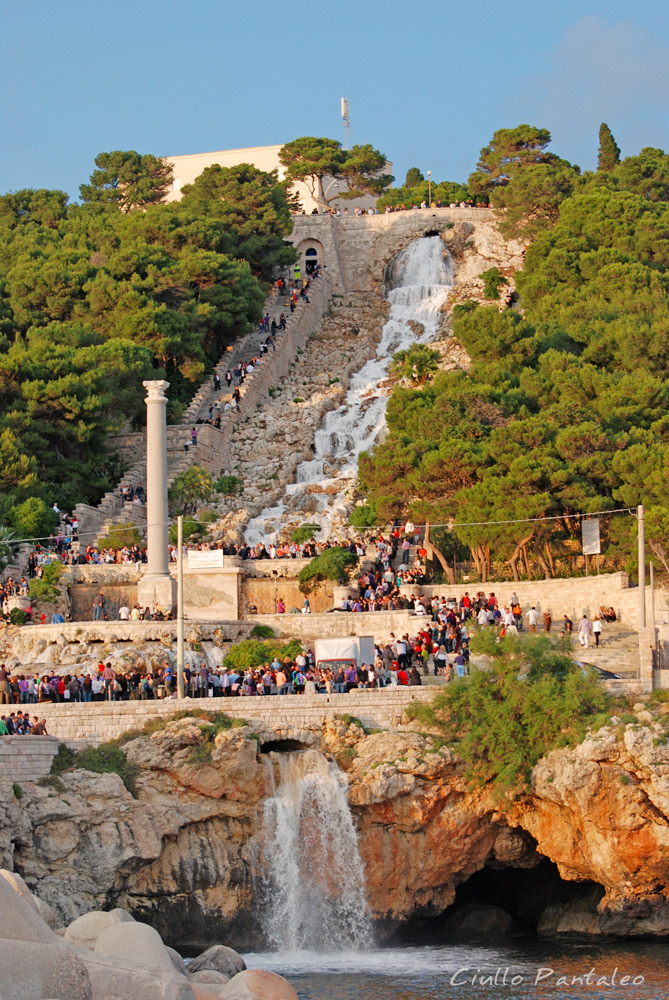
[2,0,669,200]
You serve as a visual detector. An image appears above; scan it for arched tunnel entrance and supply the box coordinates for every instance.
[259,739,311,753]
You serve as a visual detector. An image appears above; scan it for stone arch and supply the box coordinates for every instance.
[295,237,325,275]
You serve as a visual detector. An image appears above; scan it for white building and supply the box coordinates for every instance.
[163,143,391,214]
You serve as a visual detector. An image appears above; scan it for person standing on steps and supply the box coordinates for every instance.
[191,427,197,447]
[578,615,593,649]
[214,373,221,391]
[92,592,104,621]
[593,615,603,647]
[225,370,232,388]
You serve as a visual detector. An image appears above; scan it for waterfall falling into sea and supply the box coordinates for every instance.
[244,235,453,543]
[261,749,372,952]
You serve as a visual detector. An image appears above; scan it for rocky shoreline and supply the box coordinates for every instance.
[3,707,669,962]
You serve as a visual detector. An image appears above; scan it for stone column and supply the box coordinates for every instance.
[137,380,176,612]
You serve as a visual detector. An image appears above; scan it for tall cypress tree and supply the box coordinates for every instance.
[597,123,621,172]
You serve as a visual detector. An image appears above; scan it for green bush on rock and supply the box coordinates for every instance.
[298,546,358,592]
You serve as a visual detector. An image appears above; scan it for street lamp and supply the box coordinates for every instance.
[427,171,432,207]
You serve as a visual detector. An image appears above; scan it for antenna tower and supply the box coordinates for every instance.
[341,97,350,151]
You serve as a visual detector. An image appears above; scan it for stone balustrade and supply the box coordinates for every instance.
[18,687,437,742]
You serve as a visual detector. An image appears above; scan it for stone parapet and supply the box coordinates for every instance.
[19,687,436,741]
[255,610,419,642]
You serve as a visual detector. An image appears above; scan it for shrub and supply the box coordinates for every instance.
[216,474,244,496]
[29,562,63,604]
[75,744,140,797]
[349,504,378,529]
[291,522,321,545]
[197,509,218,524]
[113,710,246,746]
[298,546,358,593]
[250,624,275,639]
[406,632,617,797]
[169,465,215,514]
[391,345,440,384]
[223,637,302,670]
[168,515,201,544]
[12,782,22,799]
[480,266,508,299]
[10,497,58,540]
[50,743,76,776]
[9,608,28,626]
[97,522,143,550]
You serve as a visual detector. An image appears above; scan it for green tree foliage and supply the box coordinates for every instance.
[97,522,143,550]
[291,523,321,545]
[597,123,621,172]
[168,465,215,515]
[468,125,580,239]
[79,151,174,210]
[480,267,508,299]
[215,474,244,496]
[407,632,614,795]
[223,637,302,670]
[298,547,359,592]
[378,177,470,210]
[29,562,63,604]
[391,344,440,384]
[405,167,425,186]
[0,153,269,518]
[180,163,296,282]
[10,497,58,540]
[349,503,378,529]
[359,140,669,577]
[279,137,392,209]
[0,527,17,572]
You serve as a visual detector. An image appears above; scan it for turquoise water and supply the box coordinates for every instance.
[244,940,669,1000]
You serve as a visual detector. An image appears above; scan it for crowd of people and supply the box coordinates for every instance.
[314,202,491,217]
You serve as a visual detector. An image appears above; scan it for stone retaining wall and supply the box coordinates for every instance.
[256,610,419,642]
[0,736,76,783]
[21,688,437,741]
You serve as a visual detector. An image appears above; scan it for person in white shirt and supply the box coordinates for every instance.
[118,604,130,621]
[578,615,593,648]
[592,616,603,647]
[477,607,489,627]
[526,607,539,633]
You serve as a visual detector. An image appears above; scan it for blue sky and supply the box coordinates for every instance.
[2,0,669,200]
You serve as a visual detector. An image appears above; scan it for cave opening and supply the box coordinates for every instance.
[423,229,440,237]
[390,859,605,942]
[259,739,310,753]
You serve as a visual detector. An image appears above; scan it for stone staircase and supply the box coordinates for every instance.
[570,620,641,679]
[73,278,326,547]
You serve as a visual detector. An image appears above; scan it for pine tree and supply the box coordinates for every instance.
[597,123,621,172]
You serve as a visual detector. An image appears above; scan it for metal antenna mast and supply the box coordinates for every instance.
[341,97,350,151]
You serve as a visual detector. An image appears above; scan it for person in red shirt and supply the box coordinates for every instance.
[397,666,409,685]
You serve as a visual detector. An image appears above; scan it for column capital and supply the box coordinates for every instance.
[143,379,170,403]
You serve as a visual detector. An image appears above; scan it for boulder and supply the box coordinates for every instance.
[0,869,59,929]
[64,907,135,950]
[0,938,92,1000]
[167,946,189,976]
[188,946,246,979]
[95,919,174,972]
[74,947,195,1000]
[219,970,299,1000]
[191,988,225,1000]
[189,971,230,986]
[0,873,57,944]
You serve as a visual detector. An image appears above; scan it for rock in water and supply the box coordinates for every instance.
[95,919,175,972]
[64,907,135,950]
[189,970,231,985]
[188,945,246,978]
[219,969,299,1000]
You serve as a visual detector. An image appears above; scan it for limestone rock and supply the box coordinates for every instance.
[0,868,59,929]
[74,946,196,1000]
[0,871,58,944]
[219,970,299,1000]
[64,907,135,950]
[0,939,92,1000]
[191,987,226,1000]
[167,946,189,976]
[188,945,246,979]
[189,970,231,985]
[95,919,174,972]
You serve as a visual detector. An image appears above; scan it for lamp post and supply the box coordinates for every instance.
[427,171,432,206]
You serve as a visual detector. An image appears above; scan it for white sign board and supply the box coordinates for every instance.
[581,518,601,556]
[187,549,224,569]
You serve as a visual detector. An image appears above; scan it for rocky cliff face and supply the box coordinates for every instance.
[2,714,668,950]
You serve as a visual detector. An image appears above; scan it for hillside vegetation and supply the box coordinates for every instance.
[0,151,294,524]
[360,125,669,579]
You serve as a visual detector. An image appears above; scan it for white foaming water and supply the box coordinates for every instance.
[261,749,372,952]
[244,236,453,543]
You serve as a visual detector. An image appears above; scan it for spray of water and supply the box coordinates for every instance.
[261,750,372,952]
[245,235,453,543]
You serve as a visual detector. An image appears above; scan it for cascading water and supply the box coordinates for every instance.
[261,749,372,952]
[245,235,453,543]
